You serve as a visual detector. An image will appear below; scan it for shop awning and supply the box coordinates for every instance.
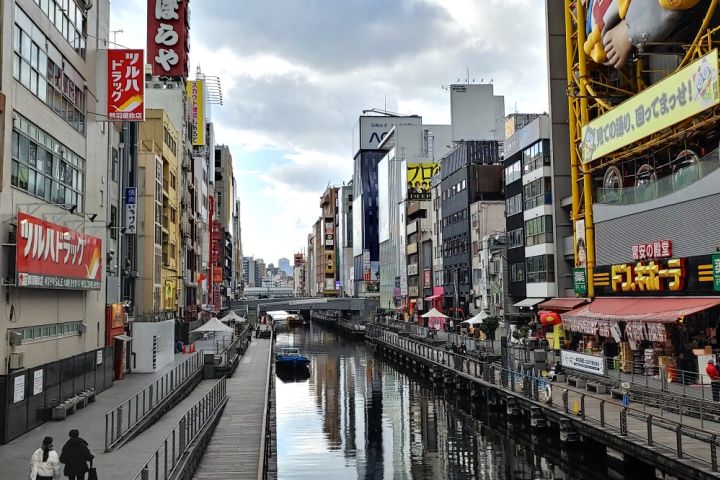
[424,294,442,301]
[538,298,588,312]
[512,298,545,309]
[114,334,133,342]
[563,297,720,324]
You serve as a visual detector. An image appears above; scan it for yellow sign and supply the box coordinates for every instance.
[610,259,685,293]
[581,50,719,164]
[186,80,205,146]
[406,162,438,200]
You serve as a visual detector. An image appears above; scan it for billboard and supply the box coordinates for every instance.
[187,80,205,146]
[378,157,390,243]
[147,0,189,77]
[581,50,719,164]
[352,116,422,155]
[407,162,439,200]
[107,49,144,121]
[16,213,102,290]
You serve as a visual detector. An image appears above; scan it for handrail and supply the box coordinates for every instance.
[367,324,720,472]
[134,377,228,480]
[257,330,275,480]
[105,351,204,451]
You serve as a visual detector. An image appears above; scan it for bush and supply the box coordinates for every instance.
[479,316,500,339]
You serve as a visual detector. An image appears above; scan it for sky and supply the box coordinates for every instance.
[111,0,550,264]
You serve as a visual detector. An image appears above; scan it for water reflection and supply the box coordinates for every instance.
[275,323,611,479]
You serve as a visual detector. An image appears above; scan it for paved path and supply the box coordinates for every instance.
[193,338,273,479]
[0,350,194,479]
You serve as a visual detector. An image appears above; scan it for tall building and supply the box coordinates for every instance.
[293,253,306,296]
[278,257,292,277]
[318,187,339,295]
[0,0,113,442]
[213,145,235,306]
[233,198,243,296]
[336,184,354,296]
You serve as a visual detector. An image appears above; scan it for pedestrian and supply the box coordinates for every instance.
[707,359,720,402]
[60,429,94,480]
[30,436,61,480]
[450,319,455,332]
[459,343,467,356]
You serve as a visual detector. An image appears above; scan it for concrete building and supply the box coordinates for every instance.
[469,201,506,315]
[293,253,306,296]
[336,184,353,296]
[213,145,235,306]
[306,231,316,297]
[233,198,242,297]
[319,187,339,295]
[0,0,115,442]
[278,257,292,277]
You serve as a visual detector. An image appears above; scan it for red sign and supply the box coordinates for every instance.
[147,0,189,77]
[424,270,431,286]
[632,240,672,261]
[16,213,102,290]
[107,49,145,121]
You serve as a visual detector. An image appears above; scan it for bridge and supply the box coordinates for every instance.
[231,296,380,322]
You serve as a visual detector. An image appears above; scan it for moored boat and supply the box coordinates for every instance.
[275,347,311,368]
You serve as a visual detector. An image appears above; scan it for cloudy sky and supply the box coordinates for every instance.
[111,0,549,265]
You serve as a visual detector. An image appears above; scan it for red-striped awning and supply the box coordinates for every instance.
[563,297,720,324]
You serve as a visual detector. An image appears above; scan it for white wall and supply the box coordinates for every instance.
[450,84,506,142]
[131,320,175,373]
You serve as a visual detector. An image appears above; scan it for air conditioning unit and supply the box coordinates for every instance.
[8,331,22,347]
[79,323,87,335]
[10,351,24,369]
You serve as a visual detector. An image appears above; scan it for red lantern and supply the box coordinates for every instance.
[539,310,561,326]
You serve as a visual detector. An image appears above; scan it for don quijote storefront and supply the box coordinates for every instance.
[559,239,720,383]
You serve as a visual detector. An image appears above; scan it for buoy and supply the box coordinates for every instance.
[572,399,580,415]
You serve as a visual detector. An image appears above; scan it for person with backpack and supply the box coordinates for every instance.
[60,429,94,480]
[30,436,61,480]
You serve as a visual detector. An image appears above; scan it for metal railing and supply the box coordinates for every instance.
[367,325,720,472]
[258,330,275,480]
[134,377,228,480]
[105,351,203,451]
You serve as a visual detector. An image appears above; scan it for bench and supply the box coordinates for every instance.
[586,382,608,394]
[567,376,586,389]
[51,388,96,420]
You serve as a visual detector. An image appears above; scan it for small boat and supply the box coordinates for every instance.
[275,347,311,368]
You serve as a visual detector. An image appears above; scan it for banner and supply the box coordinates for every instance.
[107,49,144,121]
[407,162,439,200]
[581,50,719,164]
[147,0,189,77]
[17,213,102,290]
[186,80,205,146]
[561,350,605,376]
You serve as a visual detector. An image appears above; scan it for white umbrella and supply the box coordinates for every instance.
[191,317,234,334]
[221,311,247,323]
[421,308,449,319]
[463,311,488,326]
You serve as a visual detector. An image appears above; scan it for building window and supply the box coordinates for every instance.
[10,321,84,343]
[510,263,525,282]
[14,8,86,133]
[110,206,118,240]
[505,160,521,184]
[111,148,119,182]
[522,139,551,175]
[508,227,524,249]
[523,177,552,210]
[31,0,87,57]
[524,215,554,247]
[10,113,85,208]
[506,194,522,216]
[526,254,555,283]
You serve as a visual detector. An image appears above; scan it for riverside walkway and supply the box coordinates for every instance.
[193,337,273,479]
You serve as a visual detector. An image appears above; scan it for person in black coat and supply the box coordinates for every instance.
[59,429,93,480]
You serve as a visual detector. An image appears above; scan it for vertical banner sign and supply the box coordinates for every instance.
[186,80,205,146]
[33,370,43,396]
[573,268,588,296]
[16,213,102,289]
[713,253,720,292]
[147,0,189,77]
[107,49,145,121]
[125,187,137,235]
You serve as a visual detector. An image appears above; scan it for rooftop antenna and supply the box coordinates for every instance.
[110,29,123,43]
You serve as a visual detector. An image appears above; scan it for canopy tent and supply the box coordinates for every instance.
[421,308,448,331]
[191,317,234,334]
[421,308,449,319]
[462,311,488,326]
[220,311,247,323]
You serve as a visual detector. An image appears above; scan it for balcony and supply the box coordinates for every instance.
[596,149,720,206]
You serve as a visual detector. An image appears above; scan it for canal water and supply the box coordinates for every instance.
[275,323,654,480]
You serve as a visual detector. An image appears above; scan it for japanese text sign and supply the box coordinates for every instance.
[407,162,439,201]
[632,240,671,261]
[610,258,685,293]
[17,213,102,290]
[581,50,719,164]
[125,187,137,235]
[147,0,189,77]
[186,80,205,146]
[713,253,720,292]
[107,49,145,121]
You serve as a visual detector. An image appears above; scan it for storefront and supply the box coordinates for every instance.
[560,253,720,381]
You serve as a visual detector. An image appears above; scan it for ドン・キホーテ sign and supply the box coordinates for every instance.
[16,213,102,290]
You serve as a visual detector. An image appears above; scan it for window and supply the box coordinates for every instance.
[506,194,522,216]
[526,254,555,283]
[111,148,119,182]
[524,215,554,246]
[10,113,84,208]
[508,227,524,249]
[10,321,83,343]
[523,177,552,210]
[31,0,87,57]
[511,263,525,282]
[170,173,176,190]
[505,161,521,184]
[110,206,118,240]
[522,140,551,174]
[461,179,466,190]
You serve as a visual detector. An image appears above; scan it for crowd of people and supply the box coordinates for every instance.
[29,429,94,480]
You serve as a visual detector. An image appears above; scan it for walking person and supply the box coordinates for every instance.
[708,359,720,401]
[60,429,94,480]
[30,436,61,480]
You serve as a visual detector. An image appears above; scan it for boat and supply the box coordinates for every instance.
[275,347,311,368]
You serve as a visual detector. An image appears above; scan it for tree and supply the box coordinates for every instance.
[479,316,500,340]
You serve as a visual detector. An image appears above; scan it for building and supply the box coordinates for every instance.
[233,198,243,297]
[469,201,506,315]
[213,145,235,306]
[293,253,306,296]
[306,231,316,297]
[336,184,353,296]
[0,0,115,443]
[278,257,292,277]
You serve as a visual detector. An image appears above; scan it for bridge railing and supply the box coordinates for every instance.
[367,324,720,472]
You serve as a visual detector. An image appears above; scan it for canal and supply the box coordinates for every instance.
[274,322,661,480]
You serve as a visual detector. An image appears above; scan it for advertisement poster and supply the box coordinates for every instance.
[107,49,144,121]
[186,80,205,146]
[575,219,586,268]
[407,163,439,201]
[17,213,102,290]
[14,376,24,403]
[561,350,606,376]
[33,370,43,396]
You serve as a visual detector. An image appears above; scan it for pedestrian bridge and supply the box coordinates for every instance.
[232,297,379,318]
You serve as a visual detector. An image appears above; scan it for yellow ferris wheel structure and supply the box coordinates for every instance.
[563,0,720,298]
